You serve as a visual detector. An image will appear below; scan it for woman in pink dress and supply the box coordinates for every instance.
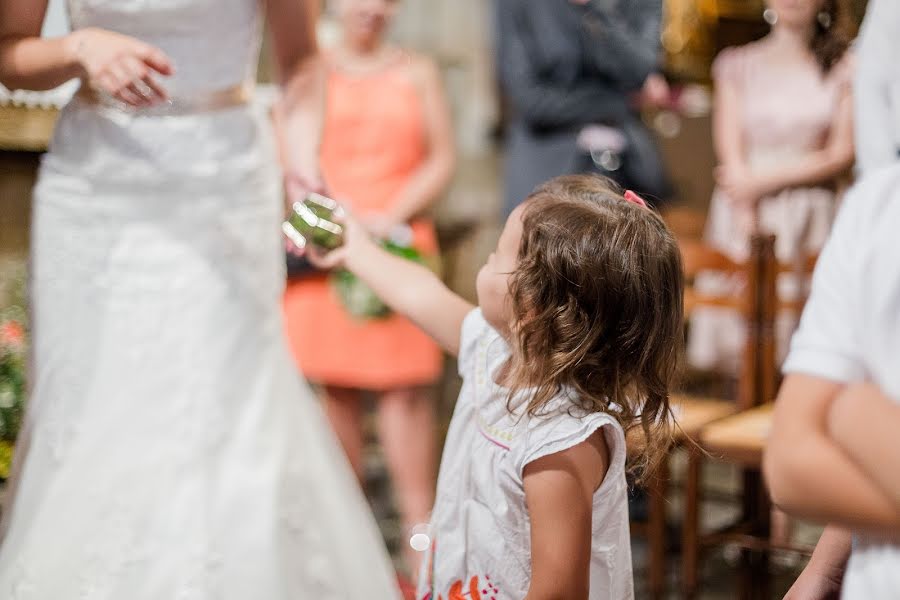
[688,0,855,373]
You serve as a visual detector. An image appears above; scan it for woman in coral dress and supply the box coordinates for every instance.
[283,0,455,573]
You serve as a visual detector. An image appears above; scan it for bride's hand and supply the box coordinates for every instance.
[67,28,174,108]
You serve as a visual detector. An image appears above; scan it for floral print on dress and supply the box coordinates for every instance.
[421,575,500,600]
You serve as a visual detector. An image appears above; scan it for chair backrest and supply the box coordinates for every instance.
[775,254,819,313]
[680,241,750,316]
[663,207,706,241]
[756,251,820,405]
[680,234,776,411]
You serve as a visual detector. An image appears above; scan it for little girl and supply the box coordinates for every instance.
[314,174,684,599]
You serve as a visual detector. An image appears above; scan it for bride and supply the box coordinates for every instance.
[0,0,402,597]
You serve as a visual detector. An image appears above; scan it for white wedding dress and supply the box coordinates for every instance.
[0,1,402,598]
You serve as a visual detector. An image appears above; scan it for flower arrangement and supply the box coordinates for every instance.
[0,267,27,480]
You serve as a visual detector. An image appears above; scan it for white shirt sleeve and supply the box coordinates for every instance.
[515,411,627,487]
[855,0,899,173]
[783,183,868,383]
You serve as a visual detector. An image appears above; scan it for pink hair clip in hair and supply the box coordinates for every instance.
[623,190,648,208]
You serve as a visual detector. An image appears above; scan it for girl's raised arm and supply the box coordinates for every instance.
[313,216,474,356]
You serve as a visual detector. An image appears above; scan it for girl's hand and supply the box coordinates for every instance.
[67,28,173,107]
[716,164,765,208]
[306,209,375,271]
[362,214,402,241]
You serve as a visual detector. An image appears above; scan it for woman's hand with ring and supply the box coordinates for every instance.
[66,28,174,108]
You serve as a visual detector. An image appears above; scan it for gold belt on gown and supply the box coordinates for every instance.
[76,81,253,116]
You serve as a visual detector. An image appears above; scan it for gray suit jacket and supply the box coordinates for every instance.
[494,0,663,214]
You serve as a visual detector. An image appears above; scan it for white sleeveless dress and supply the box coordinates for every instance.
[0,1,402,598]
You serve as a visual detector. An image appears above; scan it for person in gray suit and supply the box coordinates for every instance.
[494,0,671,216]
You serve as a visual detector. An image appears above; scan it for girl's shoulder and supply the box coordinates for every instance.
[512,399,627,483]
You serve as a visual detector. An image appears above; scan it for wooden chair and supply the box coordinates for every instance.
[675,234,775,598]
[681,246,819,599]
[632,234,771,598]
[662,206,707,241]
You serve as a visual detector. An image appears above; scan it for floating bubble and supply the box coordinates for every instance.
[654,111,682,139]
[409,523,431,552]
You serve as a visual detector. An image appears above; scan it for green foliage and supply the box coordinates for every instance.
[331,241,424,320]
[0,267,27,478]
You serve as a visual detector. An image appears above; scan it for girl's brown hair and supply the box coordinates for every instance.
[811,0,854,74]
[506,175,684,478]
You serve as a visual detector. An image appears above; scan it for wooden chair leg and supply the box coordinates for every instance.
[753,477,772,600]
[647,458,670,598]
[738,549,769,600]
[737,468,771,600]
[681,447,702,598]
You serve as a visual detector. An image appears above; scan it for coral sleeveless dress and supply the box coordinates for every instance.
[283,60,443,390]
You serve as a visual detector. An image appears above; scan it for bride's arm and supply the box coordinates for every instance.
[0,1,80,90]
[0,0,173,106]
[265,0,324,186]
[263,0,318,82]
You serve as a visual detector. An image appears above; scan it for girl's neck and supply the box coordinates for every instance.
[494,358,515,389]
[496,354,543,393]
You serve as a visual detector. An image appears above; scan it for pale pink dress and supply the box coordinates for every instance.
[688,39,853,373]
